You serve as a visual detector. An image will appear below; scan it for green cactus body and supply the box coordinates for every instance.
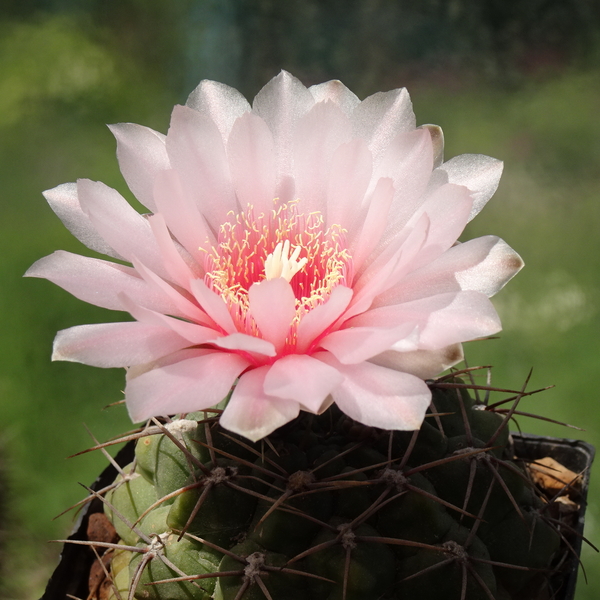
[99,380,568,599]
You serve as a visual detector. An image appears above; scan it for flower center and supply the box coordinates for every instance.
[204,200,352,333]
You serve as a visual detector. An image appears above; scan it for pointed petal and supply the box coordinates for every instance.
[320,355,431,431]
[352,291,501,350]
[309,80,360,115]
[376,128,433,232]
[76,179,168,280]
[253,70,314,187]
[43,183,118,258]
[439,154,503,221]
[25,251,179,315]
[52,322,191,368]
[108,123,170,212]
[264,354,343,412]
[419,124,444,168]
[347,214,429,319]
[248,278,296,352]
[399,182,473,272]
[369,343,464,380]
[166,105,237,227]
[186,79,251,141]
[377,236,524,306]
[220,366,300,441]
[147,213,199,289]
[126,350,249,422]
[352,87,416,161]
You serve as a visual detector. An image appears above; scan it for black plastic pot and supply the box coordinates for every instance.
[40,434,594,600]
[511,433,595,600]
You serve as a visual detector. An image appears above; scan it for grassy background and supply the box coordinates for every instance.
[1,4,599,598]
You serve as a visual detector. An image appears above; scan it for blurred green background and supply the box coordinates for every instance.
[1,0,599,598]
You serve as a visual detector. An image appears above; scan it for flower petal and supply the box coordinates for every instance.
[77,179,168,280]
[131,257,209,324]
[293,100,352,213]
[352,87,416,161]
[25,251,179,315]
[309,80,360,115]
[43,183,119,258]
[209,333,276,357]
[166,104,237,227]
[253,70,314,191]
[320,355,431,431]
[350,177,395,271]
[108,123,170,212]
[125,350,250,422]
[248,278,296,352]
[352,291,501,349]
[325,138,373,235]
[264,354,344,412]
[119,294,217,343]
[186,79,251,142]
[376,236,524,306]
[374,128,433,231]
[227,112,276,214]
[190,279,237,334]
[147,213,200,289]
[220,366,300,441]
[52,322,191,368]
[369,344,464,380]
[153,169,215,262]
[438,154,503,222]
[319,321,419,364]
[296,285,353,353]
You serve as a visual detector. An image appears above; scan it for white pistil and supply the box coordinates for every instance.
[264,240,308,282]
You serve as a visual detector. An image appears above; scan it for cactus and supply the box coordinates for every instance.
[70,371,588,600]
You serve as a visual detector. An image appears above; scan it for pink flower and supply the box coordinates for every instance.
[26,72,523,441]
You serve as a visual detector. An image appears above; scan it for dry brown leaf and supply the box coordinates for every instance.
[528,456,582,495]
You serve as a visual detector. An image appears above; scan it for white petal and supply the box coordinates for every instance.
[43,183,119,258]
[264,354,343,413]
[186,79,251,142]
[126,350,249,422]
[166,105,238,228]
[52,322,191,368]
[76,179,169,280]
[320,355,431,431]
[227,112,276,214]
[369,344,464,380]
[109,123,170,212]
[309,80,360,115]
[439,154,503,221]
[220,366,300,441]
[252,70,314,188]
[248,278,296,352]
[376,236,524,306]
[210,333,276,357]
[25,251,179,315]
[352,87,416,161]
[293,100,352,214]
